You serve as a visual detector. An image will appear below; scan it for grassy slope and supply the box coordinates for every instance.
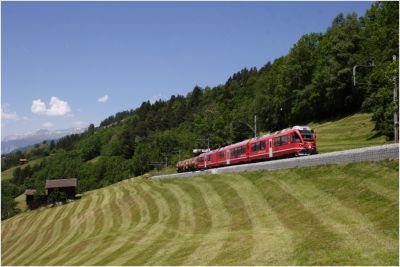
[310,113,390,153]
[14,193,28,211]
[1,157,46,181]
[2,160,398,266]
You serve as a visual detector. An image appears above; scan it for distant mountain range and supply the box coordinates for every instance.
[1,127,86,154]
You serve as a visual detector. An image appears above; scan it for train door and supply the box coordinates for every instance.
[269,139,273,158]
[227,150,231,165]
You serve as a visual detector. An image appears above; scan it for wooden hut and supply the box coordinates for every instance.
[19,158,29,165]
[24,189,46,209]
[45,178,77,200]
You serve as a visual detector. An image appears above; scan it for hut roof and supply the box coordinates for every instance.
[45,178,77,189]
[24,189,37,196]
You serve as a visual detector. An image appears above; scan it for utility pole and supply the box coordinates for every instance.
[393,55,399,143]
[230,116,257,140]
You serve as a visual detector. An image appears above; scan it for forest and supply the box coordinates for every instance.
[1,1,398,219]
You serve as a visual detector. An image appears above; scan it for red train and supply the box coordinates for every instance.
[176,125,317,172]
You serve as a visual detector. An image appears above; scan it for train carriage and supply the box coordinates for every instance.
[176,125,317,172]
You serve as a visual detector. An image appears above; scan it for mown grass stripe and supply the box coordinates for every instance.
[230,172,293,264]
[361,180,398,202]
[48,190,107,266]
[71,185,121,265]
[2,204,65,264]
[92,182,161,266]
[2,207,52,257]
[105,181,170,265]
[143,181,195,265]
[308,168,398,239]
[208,179,254,265]
[34,195,92,264]
[18,198,81,265]
[252,176,342,265]
[238,172,295,265]
[276,176,398,265]
[5,205,67,265]
[43,190,100,265]
[182,177,232,265]
[1,210,38,252]
[161,181,213,265]
[120,181,181,265]
[81,183,142,266]
[65,188,112,266]
[1,211,33,241]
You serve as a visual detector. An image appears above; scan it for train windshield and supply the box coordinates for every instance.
[299,130,314,141]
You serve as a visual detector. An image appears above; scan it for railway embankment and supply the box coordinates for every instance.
[152,143,399,180]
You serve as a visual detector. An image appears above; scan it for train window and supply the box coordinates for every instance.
[207,154,213,161]
[274,136,288,146]
[251,143,256,151]
[299,130,314,141]
[198,157,204,162]
[274,137,281,146]
[251,141,265,151]
[218,151,224,159]
[241,146,246,154]
[291,133,301,143]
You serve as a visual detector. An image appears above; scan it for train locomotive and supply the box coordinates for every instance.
[176,125,317,173]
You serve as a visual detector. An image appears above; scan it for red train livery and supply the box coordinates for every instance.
[176,125,317,172]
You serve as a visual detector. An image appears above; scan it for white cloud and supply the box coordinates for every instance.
[98,95,109,103]
[42,122,54,128]
[31,99,47,115]
[47,97,71,115]
[74,121,85,126]
[1,107,18,120]
[31,97,71,116]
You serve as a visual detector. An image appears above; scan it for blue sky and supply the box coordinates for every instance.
[2,1,373,137]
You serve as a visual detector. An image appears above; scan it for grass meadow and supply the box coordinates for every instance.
[310,113,390,153]
[1,157,46,181]
[2,160,398,265]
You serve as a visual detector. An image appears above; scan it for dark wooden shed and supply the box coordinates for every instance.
[45,178,77,200]
[25,189,37,209]
[24,189,46,209]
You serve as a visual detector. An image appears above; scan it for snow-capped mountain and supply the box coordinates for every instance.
[1,127,86,154]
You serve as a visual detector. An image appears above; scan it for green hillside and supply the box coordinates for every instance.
[311,113,391,153]
[1,157,45,181]
[2,160,398,265]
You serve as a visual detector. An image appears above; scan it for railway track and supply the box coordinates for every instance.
[152,144,399,180]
